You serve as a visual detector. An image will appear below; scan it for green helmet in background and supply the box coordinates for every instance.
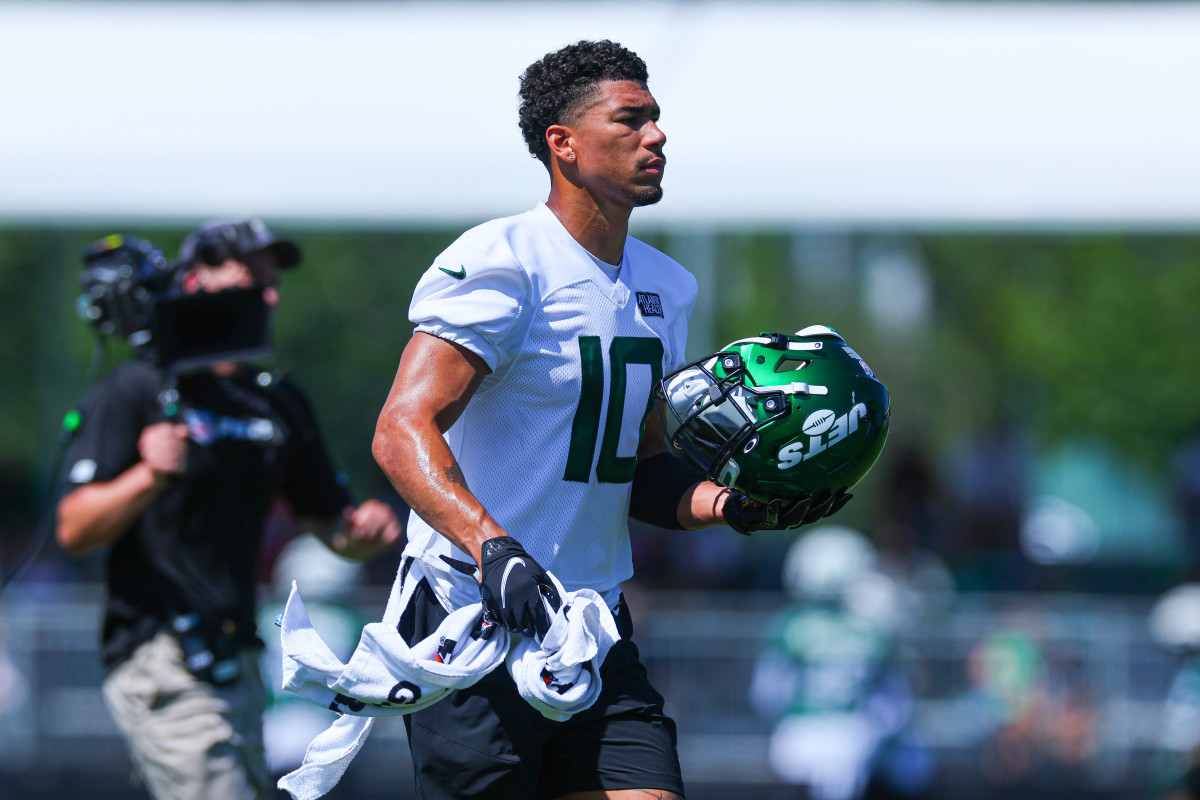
[656,325,890,503]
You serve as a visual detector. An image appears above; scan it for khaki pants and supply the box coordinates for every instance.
[102,631,273,800]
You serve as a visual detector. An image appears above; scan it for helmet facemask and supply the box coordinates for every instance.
[658,351,799,487]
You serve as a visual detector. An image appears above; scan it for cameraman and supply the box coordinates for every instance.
[56,220,401,800]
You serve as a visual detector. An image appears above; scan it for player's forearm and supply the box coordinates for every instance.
[56,462,167,555]
[677,481,733,529]
[631,447,727,530]
[372,416,504,572]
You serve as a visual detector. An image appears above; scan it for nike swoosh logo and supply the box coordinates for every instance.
[499,558,525,609]
[439,265,467,280]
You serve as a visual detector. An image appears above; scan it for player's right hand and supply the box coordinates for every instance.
[139,422,189,477]
[722,491,782,535]
[478,536,561,639]
[722,487,853,535]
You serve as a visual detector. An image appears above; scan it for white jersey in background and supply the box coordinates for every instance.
[403,203,697,610]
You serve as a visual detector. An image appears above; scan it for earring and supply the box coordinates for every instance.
[565,153,575,161]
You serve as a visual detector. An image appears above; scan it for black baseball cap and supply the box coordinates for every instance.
[178,218,301,269]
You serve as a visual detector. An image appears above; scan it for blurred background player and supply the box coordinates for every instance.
[55,219,402,800]
[750,526,934,800]
[1149,583,1200,799]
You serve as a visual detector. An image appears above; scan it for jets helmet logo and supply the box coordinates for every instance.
[777,403,869,469]
[802,410,835,436]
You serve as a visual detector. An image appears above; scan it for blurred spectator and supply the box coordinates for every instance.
[880,443,950,558]
[945,418,1034,591]
[963,619,1096,790]
[964,626,1044,785]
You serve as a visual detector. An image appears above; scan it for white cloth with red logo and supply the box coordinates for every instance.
[276,563,620,800]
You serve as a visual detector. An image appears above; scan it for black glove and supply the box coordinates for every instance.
[722,487,853,535]
[478,536,561,638]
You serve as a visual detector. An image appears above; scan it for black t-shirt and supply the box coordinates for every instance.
[63,359,353,670]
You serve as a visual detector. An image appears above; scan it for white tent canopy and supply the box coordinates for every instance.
[2,0,1199,229]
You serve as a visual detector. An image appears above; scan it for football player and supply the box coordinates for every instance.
[372,40,865,800]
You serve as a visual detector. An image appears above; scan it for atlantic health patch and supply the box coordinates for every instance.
[636,291,664,318]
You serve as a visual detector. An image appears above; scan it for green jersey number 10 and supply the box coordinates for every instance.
[563,335,664,484]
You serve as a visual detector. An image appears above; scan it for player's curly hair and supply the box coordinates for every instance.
[518,40,649,167]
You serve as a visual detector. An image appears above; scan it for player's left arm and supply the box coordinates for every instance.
[632,410,730,529]
[630,268,732,528]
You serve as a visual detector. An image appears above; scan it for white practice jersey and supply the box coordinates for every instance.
[404,203,697,610]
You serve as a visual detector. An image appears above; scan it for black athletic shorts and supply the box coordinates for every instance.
[397,571,685,800]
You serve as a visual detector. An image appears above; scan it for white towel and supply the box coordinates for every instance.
[277,574,509,800]
[280,581,508,717]
[507,585,620,722]
[277,715,375,800]
[277,565,619,800]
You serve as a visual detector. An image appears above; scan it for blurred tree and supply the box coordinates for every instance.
[922,235,1200,468]
[269,228,460,498]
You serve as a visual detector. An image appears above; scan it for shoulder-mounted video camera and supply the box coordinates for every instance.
[77,234,174,348]
[76,233,274,373]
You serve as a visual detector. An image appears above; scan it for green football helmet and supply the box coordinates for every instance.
[656,326,890,503]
